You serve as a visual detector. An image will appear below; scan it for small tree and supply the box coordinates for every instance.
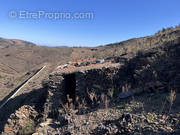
[162,28,166,32]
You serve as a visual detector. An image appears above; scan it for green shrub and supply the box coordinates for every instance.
[162,28,166,32]
[147,113,154,122]
[125,106,133,112]
[117,104,125,109]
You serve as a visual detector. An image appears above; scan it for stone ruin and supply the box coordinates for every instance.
[43,40,180,119]
[43,58,122,118]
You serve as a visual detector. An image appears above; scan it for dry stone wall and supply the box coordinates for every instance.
[43,66,121,119]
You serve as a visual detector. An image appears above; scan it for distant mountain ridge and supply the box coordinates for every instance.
[0,25,180,75]
[0,38,36,49]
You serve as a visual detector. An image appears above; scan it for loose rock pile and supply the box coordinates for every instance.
[3,105,38,135]
[32,93,180,135]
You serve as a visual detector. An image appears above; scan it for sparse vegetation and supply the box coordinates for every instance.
[87,90,97,105]
[147,113,154,122]
[125,106,132,112]
[18,119,36,135]
[1,26,180,134]
[162,28,166,32]
[104,95,109,109]
[108,88,114,99]
[117,104,125,109]
[168,90,176,113]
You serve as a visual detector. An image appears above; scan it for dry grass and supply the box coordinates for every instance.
[104,95,109,109]
[100,93,105,104]
[18,119,36,135]
[168,90,176,113]
[87,90,97,104]
[108,88,114,99]
[60,94,75,113]
[100,93,110,109]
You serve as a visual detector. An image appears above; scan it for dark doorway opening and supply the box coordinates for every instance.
[64,73,76,102]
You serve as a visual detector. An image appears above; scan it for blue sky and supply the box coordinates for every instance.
[0,0,180,47]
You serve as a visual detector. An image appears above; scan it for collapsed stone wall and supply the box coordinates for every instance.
[75,67,119,105]
[43,66,121,119]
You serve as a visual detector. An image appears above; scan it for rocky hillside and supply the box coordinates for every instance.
[0,26,180,74]
[0,38,36,49]
[0,26,180,134]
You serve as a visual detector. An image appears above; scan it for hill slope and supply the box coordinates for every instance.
[0,26,180,101]
[0,26,180,134]
[1,26,180,74]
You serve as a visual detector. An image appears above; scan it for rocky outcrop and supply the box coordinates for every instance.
[3,105,38,135]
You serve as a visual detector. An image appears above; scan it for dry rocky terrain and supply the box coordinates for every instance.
[0,26,180,134]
